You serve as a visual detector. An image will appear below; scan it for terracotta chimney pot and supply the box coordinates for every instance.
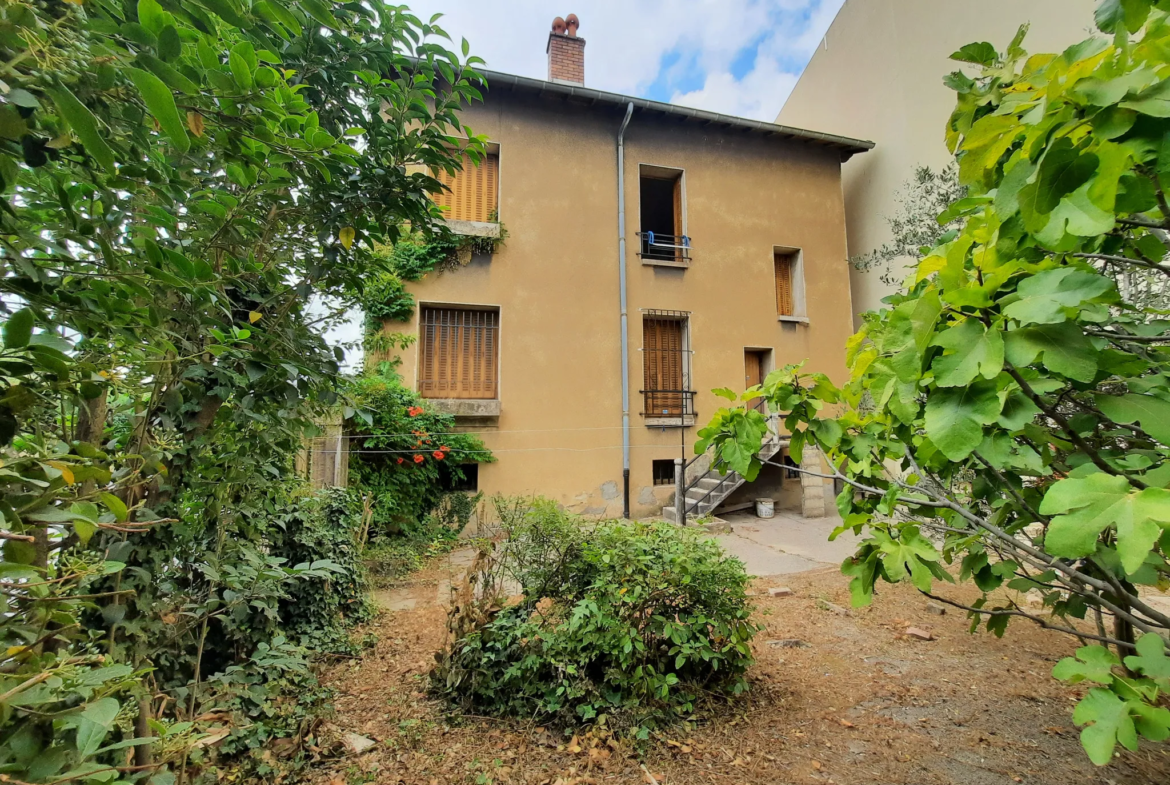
[547,15,585,84]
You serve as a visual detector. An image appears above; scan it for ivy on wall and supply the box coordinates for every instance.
[360,222,509,337]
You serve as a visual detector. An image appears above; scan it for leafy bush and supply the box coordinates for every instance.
[0,0,487,778]
[348,371,491,536]
[271,488,373,652]
[431,499,759,735]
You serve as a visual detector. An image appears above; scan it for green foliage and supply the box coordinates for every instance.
[0,0,487,780]
[1053,634,1170,764]
[348,371,491,536]
[704,3,1170,765]
[362,499,474,585]
[360,225,509,336]
[271,488,372,652]
[431,499,760,736]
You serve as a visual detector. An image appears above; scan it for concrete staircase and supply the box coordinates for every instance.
[662,432,786,523]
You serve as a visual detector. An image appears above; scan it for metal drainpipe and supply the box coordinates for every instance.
[617,101,634,518]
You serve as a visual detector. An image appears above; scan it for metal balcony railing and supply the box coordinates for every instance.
[637,231,692,263]
[640,389,697,421]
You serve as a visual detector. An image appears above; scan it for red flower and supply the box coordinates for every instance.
[407,406,424,417]
[440,445,450,452]
[396,457,405,465]
[432,450,445,460]
[413,454,425,464]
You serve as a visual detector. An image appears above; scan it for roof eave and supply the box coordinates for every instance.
[478,68,875,159]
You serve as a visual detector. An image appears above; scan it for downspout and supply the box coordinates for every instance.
[617,101,634,518]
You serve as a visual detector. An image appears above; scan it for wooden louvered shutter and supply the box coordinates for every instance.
[775,252,795,316]
[672,177,685,262]
[643,317,684,415]
[433,153,499,222]
[419,307,499,399]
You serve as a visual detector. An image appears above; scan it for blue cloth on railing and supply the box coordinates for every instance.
[646,231,655,245]
[683,236,691,248]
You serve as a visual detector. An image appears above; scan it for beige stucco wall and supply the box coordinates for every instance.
[385,90,855,519]
[777,0,1097,327]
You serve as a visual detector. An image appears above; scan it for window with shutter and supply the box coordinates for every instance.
[433,152,499,223]
[642,313,690,416]
[419,307,499,399]
[775,252,795,316]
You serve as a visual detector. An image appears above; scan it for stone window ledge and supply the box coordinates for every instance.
[441,218,501,238]
[426,399,501,418]
[644,415,695,428]
[777,315,810,325]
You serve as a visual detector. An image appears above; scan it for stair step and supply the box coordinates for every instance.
[696,477,722,491]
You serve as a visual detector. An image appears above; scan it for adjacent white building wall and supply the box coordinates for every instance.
[777,0,1098,327]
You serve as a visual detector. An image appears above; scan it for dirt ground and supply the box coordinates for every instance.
[306,557,1170,785]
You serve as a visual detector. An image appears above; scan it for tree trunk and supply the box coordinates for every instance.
[134,696,154,767]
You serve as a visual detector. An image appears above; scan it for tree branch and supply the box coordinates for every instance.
[920,590,1140,650]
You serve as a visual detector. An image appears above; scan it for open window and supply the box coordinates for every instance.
[641,310,694,425]
[433,151,499,223]
[774,247,807,323]
[418,306,500,400]
[638,165,689,265]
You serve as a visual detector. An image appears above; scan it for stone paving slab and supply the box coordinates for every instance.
[710,509,862,577]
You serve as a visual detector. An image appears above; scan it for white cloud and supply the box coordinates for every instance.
[671,0,844,118]
[404,0,845,120]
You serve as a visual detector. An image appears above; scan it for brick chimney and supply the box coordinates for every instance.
[547,14,585,85]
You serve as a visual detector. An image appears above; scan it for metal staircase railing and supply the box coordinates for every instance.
[669,417,786,525]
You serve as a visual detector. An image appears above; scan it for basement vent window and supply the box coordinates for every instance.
[652,459,675,486]
[638,165,690,264]
[445,463,479,493]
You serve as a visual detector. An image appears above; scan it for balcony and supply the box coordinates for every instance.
[640,389,697,427]
[637,232,691,267]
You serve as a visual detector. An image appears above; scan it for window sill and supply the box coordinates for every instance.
[639,256,690,269]
[425,398,501,418]
[441,218,501,238]
[644,415,695,428]
[777,315,809,325]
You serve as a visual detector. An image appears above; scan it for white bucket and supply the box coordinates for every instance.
[755,498,775,519]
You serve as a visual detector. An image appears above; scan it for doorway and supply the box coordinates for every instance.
[744,349,767,388]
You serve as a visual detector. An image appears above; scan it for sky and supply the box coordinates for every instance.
[324,0,845,364]
[406,0,846,121]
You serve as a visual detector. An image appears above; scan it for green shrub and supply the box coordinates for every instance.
[347,371,491,536]
[271,488,373,652]
[431,499,759,735]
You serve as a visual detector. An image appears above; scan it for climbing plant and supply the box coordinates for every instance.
[347,370,491,537]
[703,3,1170,766]
[360,223,509,340]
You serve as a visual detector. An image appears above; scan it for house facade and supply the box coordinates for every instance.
[777,0,1097,327]
[377,21,871,520]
